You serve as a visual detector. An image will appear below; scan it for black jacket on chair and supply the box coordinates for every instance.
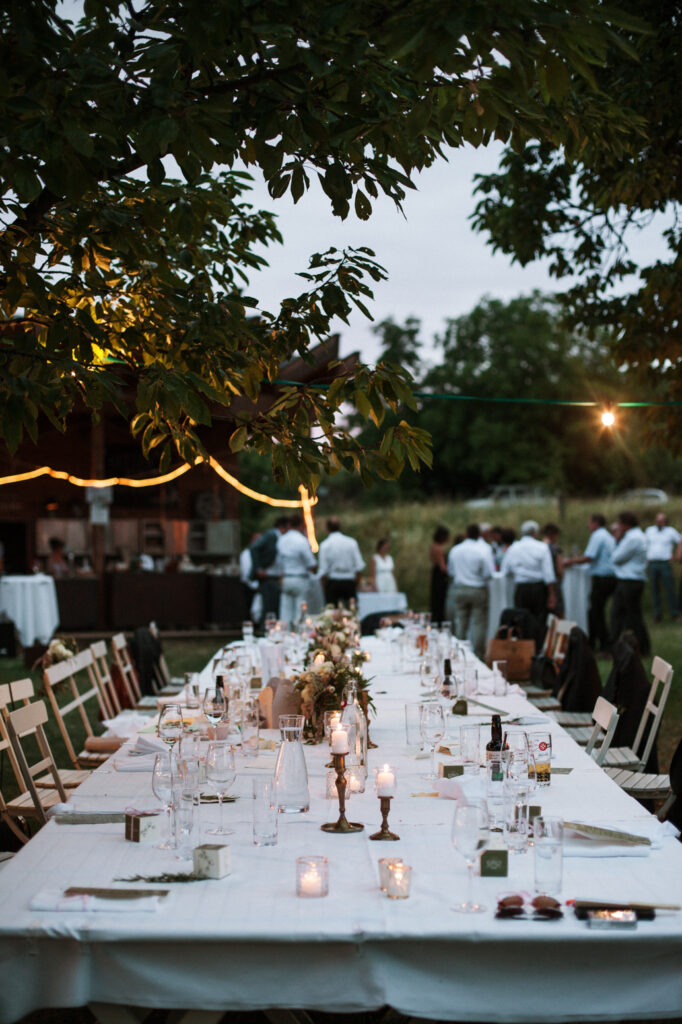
[555,627,602,712]
[603,632,657,772]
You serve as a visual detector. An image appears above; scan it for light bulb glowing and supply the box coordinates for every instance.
[601,409,615,428]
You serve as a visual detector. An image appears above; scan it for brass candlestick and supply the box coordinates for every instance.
[321,752,364,834]
[369,795,400,841]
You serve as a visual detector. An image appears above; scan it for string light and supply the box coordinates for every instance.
[601,407,616,428]
[299,485,318,552]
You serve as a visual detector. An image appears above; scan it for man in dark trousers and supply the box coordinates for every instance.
[564,513,616,654]
[249,517,289,623]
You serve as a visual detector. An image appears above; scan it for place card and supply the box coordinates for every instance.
[552,767,573,775]
[55,812,126,825]
[480,849,508,877]
[452,700,468,716]
[64,886,169,900]
[529,805,542,825]
[564,822,652,846]
[124,811,163,843]
[438,764,464,778]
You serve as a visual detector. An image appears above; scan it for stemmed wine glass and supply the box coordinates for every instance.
[205,741,237,835]
[451,800,491,913]
[203,687,227,733]
[151,751,177,850]
[157,705,183,749]
[419,703,445,781]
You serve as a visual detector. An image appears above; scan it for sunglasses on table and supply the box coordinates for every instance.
[495,894,563,921]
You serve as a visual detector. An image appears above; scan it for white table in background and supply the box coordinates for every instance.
[563,564,590,632]
[1,639,681,1023]
[357,591,408,620]
[0,573,59,646]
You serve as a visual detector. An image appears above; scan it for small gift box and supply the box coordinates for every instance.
[193,843,232,879]
[124,810,163,843]
[438,764,464,778]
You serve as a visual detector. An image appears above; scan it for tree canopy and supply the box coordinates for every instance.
[0,0,647,489]
[471,0,682,449]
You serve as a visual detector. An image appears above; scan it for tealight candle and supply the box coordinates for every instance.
[385,862,412,899]
[375,763,396,797]
[330,724,350,754]
[378,857,403,892]
[347,765,367,793]
[296,856,329,898]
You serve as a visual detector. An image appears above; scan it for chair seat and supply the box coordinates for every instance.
[603,746,640,769]
[547,711,592,727]
[76,749,111,769]
[36,769,91,790]
[564,725,593,744]
[529,696,561,711]
[6,788,63,816]
[604,766,671,801]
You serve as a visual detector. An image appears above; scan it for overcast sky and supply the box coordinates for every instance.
[241,142,561,367]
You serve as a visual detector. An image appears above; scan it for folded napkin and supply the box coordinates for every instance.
[102,711,155,738]
[133,734,167,755]
[563,819,676,858]
[30,889,163,913]
[113,755,157,772]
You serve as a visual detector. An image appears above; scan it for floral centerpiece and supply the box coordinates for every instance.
[294,608,372,742]
[33,635,78,672]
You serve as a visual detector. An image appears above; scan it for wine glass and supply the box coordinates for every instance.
[157,705,183,749]
[419,703,445,781]
[151,751,177,850]
[205,741,237,835]
[203,688,227,730]
[451,800,490,913]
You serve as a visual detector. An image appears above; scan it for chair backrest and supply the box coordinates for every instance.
[631,655,673,768]
[43,649,106,769]
[6,699,68,818]
[90,640,122,717]
[551,619,576,665]
[111,632,142,705]
[0,678,37,791]
[585,696,620,766]
[541,614,558,657]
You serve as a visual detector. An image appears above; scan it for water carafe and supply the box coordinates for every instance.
[274,714,310,813]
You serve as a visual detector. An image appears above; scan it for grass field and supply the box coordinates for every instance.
[1,494,680,845]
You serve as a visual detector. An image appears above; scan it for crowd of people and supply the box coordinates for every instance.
[431,510,682,661]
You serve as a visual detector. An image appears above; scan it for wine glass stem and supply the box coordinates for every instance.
[430,743,436,779]
[466,860,475,909]
[166,803,173,844]
[218,793,224,831]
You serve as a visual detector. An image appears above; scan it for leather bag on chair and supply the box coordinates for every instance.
[485,626,535,681]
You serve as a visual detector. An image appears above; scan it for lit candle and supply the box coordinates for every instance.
[376,763,396,797]
[385,862,412,899]
[331,727,350,754]
[314,653,326,665]
[300,868,323,897]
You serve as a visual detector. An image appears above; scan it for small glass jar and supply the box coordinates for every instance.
[378,857,403,892]
[347,764,367,794]
[385,862,412,899]
[296,856,329,898]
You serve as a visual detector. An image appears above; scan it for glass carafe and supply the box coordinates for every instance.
[274,714,310,813]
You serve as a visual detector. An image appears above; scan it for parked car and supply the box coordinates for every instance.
[466,484,550,508]
[619,488,668,505]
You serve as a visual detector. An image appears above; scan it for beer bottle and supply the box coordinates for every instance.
[486,714,503,762]
[441,658,453,698]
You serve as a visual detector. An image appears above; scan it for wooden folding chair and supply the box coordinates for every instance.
[562,656,673,772]
[604,765,673,817]
[3,699,68,840]
[110,632,142,707]
[0,679,89,789]
[90,640,122,718]
[584,696,620,766]
[148,621,183,693]
[43,649,123,769]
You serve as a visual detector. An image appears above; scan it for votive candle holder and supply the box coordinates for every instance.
[385,862,412,899]
[378,857,403,892]
[296,856,329,898]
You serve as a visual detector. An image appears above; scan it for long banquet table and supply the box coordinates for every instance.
[1,639,682,1023]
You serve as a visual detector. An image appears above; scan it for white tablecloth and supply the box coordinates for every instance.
[1,640,681,1023]
[0,573,59,646]
[487,572,515,638]
[357,591,408,620]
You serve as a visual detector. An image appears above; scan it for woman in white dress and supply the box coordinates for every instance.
[370,538,397,593]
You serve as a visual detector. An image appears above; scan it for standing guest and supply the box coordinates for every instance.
[611,511,650,655]
[249,517,289,622]
[542,522,565,616]
[564,514,616,654]
[317,518,365,607]
[429,526,450,625]
[447,523,494,658]
[240,532,262,625]
[370,538,397,593]
[645,512,680,622]
[277,516,316,629]
[500,520,556,647]
[499,527,516,559]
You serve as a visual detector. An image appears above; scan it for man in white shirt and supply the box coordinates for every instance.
[645,512,680,622]
[277,516,316,629]
[317,518,365,607]
[611,511,650,655]
[500,519,556,647]
[447,523,494,658]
